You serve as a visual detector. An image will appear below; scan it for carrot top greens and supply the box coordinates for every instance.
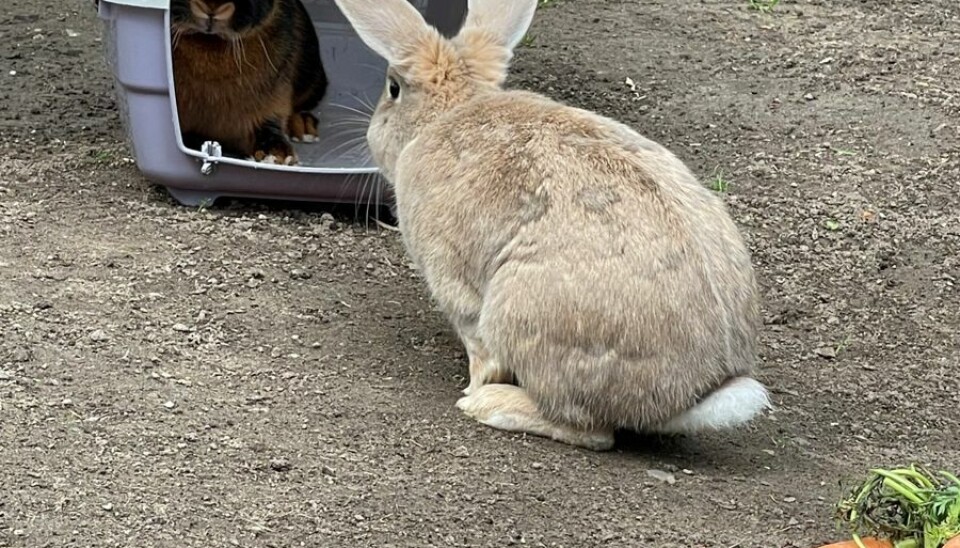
[836,465,960,548]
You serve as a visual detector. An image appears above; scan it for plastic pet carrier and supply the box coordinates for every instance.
[96,0,467,206]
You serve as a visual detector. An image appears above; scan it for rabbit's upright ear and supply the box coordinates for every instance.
[334,0,428,64]
[463,0,538,51]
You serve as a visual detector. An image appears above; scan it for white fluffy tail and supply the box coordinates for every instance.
[657,377,771,434]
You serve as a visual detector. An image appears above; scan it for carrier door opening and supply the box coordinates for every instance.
[168,0,466,173]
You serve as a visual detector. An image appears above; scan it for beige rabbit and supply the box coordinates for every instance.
[333,0,771,450]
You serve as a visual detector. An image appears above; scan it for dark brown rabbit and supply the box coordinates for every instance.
[170,0,328,165]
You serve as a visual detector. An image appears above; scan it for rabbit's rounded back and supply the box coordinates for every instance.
[335,0,765,433]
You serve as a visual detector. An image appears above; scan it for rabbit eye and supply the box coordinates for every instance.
[388,78,401,100]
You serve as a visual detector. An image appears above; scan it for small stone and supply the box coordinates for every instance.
[319,213,336,229]
[531,462,543,470]
[762,449,776,456]
[646,469,677,485]
[13,529,25,536]
[783,496,797,503]
[163,401,176,409]
[814,346,838,359]
[321,465,336,477]
[89,329,110,342]
[270,458,292,472]
[61,398,73,406]
[0,370,13,381]
[803,93,816,101]
[172,323,192,333]
[102,503,114,511]
[452,446,470,458]
[270,347,282,358]
[11,347,31,362]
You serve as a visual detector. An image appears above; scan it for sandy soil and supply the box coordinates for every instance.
[1,0,958,547]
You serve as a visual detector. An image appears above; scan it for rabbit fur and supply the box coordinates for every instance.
[333,0,771,450]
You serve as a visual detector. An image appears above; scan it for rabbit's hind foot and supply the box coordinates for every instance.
[456,384,614,451]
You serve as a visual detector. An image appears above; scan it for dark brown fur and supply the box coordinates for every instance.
[171,0,328,163]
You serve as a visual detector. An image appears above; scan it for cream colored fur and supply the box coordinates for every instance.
[334,0,771,450]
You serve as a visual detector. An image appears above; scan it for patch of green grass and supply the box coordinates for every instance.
[709,168,731,193]
[538,0,558,6]
[748,0,781,13]
[836,149,857,156]
[196,198,215,212]
[520,33,537,47]
[834,334,853,356]
[85,149,115,165]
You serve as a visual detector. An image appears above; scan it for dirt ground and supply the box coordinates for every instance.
[1,0,959,547]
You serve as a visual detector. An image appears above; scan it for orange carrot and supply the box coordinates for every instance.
[815,538,894,548]
[942,536,960,548]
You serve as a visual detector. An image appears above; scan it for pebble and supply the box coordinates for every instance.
[319,213,336,229]
[172,323,192,333]
[89,329,110,342]
[163,401,176,409]
[646,469,677,485]
[290,269,311,280]
[11,347,31,362]
[270,458,292,472]
[814,346,838,359]
[0,369,13,381]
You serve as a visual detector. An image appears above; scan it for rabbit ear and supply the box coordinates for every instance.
[463,0,538,51]
[334,0,428,64]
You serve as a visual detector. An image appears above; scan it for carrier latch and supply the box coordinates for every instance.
[200,141,223,176]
